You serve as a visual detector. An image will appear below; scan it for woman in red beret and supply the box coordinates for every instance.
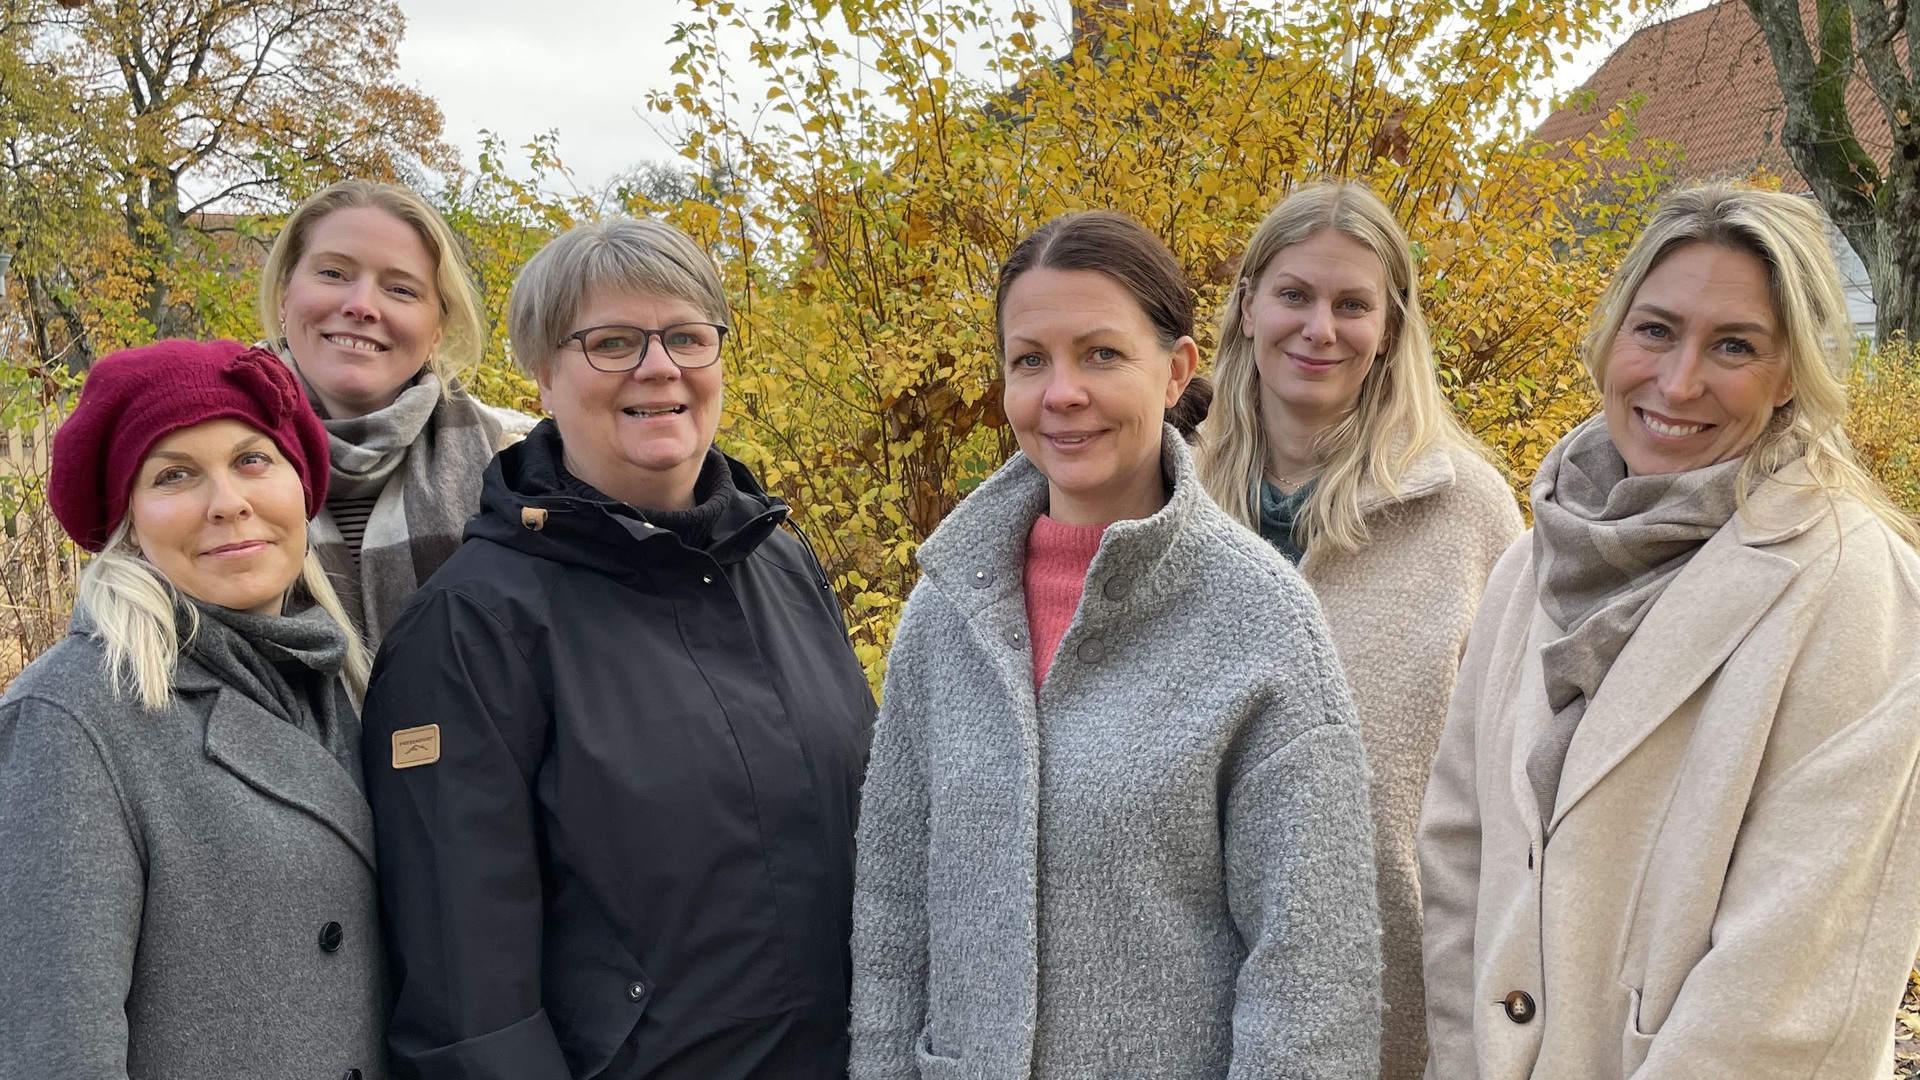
[0,340,389,1080]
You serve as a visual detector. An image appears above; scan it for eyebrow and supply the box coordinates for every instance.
[1631,303,1772,335]
[1008,328,1129,348]
[310,249,431,286]
[143,433,268,464]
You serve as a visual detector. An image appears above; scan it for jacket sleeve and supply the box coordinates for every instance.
[0,697,143,1080]
[1224,706,1385,1079]
[360,588,571,1080]
[847,587,936,1080]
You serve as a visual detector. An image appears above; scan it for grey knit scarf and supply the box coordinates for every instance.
[297,366,501,656]
[1526,416,1744,830]
[185,598,359,782]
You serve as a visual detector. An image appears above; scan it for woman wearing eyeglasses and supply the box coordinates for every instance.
[359,218,876,1080]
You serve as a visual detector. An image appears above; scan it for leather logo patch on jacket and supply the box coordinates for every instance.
[392,725,441,769]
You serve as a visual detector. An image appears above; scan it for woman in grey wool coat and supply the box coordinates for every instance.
[0,339,385,1080]
[849,210,1384,1080]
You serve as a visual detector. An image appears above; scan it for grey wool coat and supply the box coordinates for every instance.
[0,615,387,1080]
[849,428,1384,1080]
[1298,442,1522,1080]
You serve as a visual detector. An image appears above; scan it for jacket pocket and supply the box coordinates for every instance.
[544,926,652,1079]
[1621,987,1657,1073]
[913,1027,965,1079]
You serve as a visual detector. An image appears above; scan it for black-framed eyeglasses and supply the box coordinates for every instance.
[558,322,729,372]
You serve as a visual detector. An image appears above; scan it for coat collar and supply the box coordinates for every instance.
[1354,440,1459,516]
[67,608,376,869]
[914,424,1209,620]
[1540,459,1839,833]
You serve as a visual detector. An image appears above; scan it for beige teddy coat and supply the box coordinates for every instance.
[1299,441,1523,1080]
[1419,464,1920,1079]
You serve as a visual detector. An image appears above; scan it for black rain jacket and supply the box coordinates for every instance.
[361,422,875,1080]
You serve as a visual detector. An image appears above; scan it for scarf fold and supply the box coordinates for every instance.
[1525,416,1745,830]
[293,360,502,655]
[1257,477,1317,565]
[185,598,357,779]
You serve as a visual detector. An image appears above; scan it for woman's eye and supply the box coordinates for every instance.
[1634,321,1671,340]
[1009,353,1045,370]
[237,451,275,470]
[388,284,420,299]
[1277,288,1307,303]
[152,466,190,486]
[1090,347,1122,363]
[1339,298,1371,314]
[317,267,347,281]
[1720,336,1755,356]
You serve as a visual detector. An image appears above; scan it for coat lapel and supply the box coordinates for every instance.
[200,685,377,869]
[1546,533,1798,833]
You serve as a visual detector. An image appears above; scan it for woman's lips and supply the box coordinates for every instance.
[1635,407,1712,440]
[204,540,270,559]
[1288,351,1345,372]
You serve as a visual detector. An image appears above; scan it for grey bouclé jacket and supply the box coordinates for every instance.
[849,428,1384,1079]
[0,615,386,1080]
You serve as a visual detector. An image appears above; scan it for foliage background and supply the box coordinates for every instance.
[1,0,1916,691]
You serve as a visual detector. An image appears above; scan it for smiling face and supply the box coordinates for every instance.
[128,418,309,615]
[1241,228,1390,434]
[1001,267,1197,526]
[1602,241,1795,476]
[278,206,445,419]
[538,284,724,510]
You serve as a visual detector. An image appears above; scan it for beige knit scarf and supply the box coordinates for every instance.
[1526,416,1744,831]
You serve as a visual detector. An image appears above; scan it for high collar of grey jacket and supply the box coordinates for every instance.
[915,423,1208,625]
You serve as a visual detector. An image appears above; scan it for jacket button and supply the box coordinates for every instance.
[627,981,647,1001]
[1007,630,1023,646]
[342,1070,362,1080]
[1102,575,1132,600]
[971,569,993,588]
[1076,636,1106,663]
[317,921,343,953]
[701,575,713,584]
[1502,990,1536,1024]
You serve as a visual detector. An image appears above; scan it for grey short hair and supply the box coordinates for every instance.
[507,217,730,380]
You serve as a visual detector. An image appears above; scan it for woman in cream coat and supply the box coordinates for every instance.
[1198,180,1521,1079]
[1419,182,1920,1080]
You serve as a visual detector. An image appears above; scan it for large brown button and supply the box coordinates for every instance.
[1502,990,1536,1024]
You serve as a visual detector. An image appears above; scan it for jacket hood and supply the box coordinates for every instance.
[466,419,791,586]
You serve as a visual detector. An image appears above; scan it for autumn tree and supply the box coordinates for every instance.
[1,0,454,367]
[1744,0,1917,343]
[640,0,1661,676]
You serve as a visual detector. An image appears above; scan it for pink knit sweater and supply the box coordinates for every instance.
[1023,515,1106,688]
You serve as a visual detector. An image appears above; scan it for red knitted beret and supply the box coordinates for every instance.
[50,339,331,552]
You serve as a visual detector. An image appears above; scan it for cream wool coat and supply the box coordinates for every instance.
[1419,463,1920,1080]
[1299,442,1522,1080]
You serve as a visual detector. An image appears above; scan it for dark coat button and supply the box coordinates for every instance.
[317,922,343,953]
[1102,575,1132,601]
[1076,636,1106,663]
[1503,990,1536,1023]
[342,1070,363,1080]
[970,569,994,589]
[627,981,646,1001]
[1006,629,1023,647]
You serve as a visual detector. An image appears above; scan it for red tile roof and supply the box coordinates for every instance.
[1534,0,1894,193]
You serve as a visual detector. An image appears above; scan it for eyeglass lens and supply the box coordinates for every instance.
[577,324,724,370]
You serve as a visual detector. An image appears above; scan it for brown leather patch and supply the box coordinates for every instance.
[521,507,548,531]
[391,724,441,769]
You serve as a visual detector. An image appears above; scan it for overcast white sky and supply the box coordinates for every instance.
[393,0,1710,192]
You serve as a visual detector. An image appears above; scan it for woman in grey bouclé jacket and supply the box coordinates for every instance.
[849,210,1384,1080]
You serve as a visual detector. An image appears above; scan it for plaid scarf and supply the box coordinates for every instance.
[1525,415,1744,831]
[300,369,502,657]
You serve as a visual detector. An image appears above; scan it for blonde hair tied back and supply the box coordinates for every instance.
[259,179,486,387]
[1197,179,1487,555]
[1582,181,1918,547]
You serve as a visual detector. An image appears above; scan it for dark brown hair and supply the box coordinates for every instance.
[994,209,1209,433]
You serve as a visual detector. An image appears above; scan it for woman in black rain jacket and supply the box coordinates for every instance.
[360,218,875,1080]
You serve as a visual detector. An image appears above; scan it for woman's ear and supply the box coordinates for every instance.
[1165,337,1200,408]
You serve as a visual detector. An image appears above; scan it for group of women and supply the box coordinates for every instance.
[0,170,1916,1080]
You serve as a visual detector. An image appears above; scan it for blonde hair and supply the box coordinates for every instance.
[79,520,371,711]
[1197,180,1487,554]
[508,217,729,381]
[259,180,486,383]
[1583,181,1918,547]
